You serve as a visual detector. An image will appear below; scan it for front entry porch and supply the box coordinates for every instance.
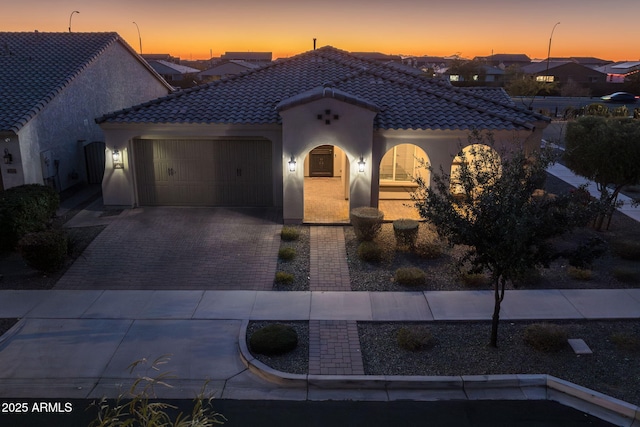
[303,177,420,223]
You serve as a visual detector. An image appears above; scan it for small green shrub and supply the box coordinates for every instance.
[357,241,383,263]
[393,219,419,249]
[566,266,592,281]
[274,271,294,285]
[249,323,298,355]
[397,326,435,351]
[278,247,296,261]
[611,332,640,353]
[0,184,60,251]
[416,241,443,259]
[17,229,68,273]
[611,240,640,261]
[460,272,490,288]
[523,323,568,352]
[350,207,384,241]
[395,267,426,286]
[612,266,639,283]
[280,226,300,241]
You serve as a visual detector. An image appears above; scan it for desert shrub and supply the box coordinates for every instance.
[393,219,419,249]
[0,184,60,251]
[565,237,607,269]
[566,266,592,281]
[280,226,300,241]
[397,326,435,351]
[249,323,298,355]
[350,207,384,241]
[17,229,68,273]
[415,240,443,259]
[274,271,294,285]
[611,332,640,353]
[585,103,609,117]
[511,267,542,288]
[357,241,384,263]
[460,272,490,288]
[611,240,640,261]
[395,267,426,286]
[523,323,568,352]
[278,247,296,261]
[612,266,640,283]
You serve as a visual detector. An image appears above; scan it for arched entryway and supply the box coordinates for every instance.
[450,143,501,196]
[378,143,429,220]
[303,145,350,223]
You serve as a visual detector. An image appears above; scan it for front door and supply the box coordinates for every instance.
[309,145,333,177]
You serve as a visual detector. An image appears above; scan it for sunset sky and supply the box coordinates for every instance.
[4,0,639,61]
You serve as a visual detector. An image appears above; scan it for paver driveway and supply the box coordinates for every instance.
[55,207,282,290]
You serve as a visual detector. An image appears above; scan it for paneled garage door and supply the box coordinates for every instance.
[134,138,273,206]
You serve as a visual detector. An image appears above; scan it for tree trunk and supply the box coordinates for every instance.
[490,276,504,348]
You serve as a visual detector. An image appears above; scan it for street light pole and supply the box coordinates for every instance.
[68,10,79,33]
[133,21,142,54]
[545,21,560,76]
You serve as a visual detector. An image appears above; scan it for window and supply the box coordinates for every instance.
[449,74,460,82]
[536,75,554,82]
[380,144,426,182]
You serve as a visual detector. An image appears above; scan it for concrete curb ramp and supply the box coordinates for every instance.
[239,320,640,427]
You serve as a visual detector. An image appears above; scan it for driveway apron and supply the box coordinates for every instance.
[55,207,282,290]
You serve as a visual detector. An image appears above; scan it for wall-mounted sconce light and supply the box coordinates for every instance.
[3,148,12,164]
[112,148,124,169]
[358,156,366,173]
[288,155,297,172]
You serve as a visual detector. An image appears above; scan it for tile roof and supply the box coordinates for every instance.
[99,46,548,131]
[0,31,168,133]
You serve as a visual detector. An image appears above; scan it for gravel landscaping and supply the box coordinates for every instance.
[252,173,640,407]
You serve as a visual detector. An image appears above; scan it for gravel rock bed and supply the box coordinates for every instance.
[273,226,310,291]
[359,320,640,406]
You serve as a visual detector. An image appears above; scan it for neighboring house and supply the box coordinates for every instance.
[220,52,272,64]
[521,61,607,86]
[351,52,403,63]
[143,59,200,84]
[97,46,549,223]
[198,60,262,81]
[474,53,531,69]
[0,32,173,192]
[444,65,505,85]
[596,61,640,83]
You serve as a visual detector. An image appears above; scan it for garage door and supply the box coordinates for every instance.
[134,139,273,206]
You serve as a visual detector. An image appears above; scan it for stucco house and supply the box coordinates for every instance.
[98,46,549,223]
[0,32,172,192]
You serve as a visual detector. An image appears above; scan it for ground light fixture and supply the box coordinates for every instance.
[288,155,296,172]
[358,156,366,172]
[112,148,123,169]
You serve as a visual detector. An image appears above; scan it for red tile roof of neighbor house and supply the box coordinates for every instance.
[99,46,548,131]
[0,31,171,133]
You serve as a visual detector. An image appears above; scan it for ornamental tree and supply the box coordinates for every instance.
[413,131,594,347]
[564,116,640,230]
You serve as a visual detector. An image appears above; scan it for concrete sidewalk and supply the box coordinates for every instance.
[0,288,639,425]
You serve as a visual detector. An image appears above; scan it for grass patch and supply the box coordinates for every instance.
[274,271,294,285]
[357,241,384,263]
[397,326,435,351]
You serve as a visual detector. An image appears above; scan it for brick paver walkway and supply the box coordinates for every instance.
[56,207,281,290]
[308,227,364,375]
[309,227,350,291]
[309,320,364,375]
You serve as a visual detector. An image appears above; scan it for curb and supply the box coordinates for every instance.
[240,320,640,427]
